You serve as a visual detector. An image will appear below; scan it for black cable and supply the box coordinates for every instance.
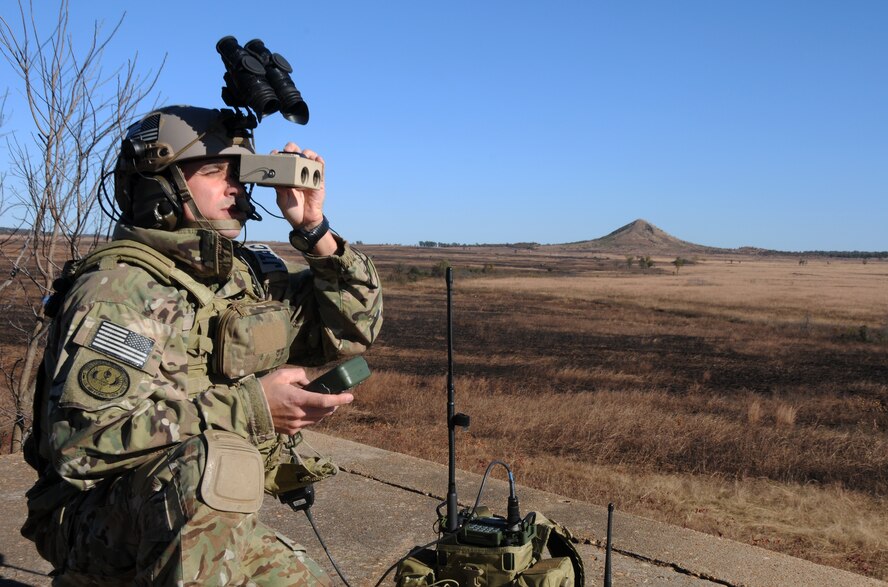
[432,501,449,537]
[469,459,513,519]
[242,185,263,222]
[252,196,285,219]
[97,169,120,224]
[303,508,353,587]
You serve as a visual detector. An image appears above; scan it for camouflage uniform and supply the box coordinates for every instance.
[22,222,382,586]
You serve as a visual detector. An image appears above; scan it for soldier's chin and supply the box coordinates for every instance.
[219,227,243,239]
[215,220,245,239]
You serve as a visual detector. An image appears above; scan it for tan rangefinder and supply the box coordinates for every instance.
[239,153,324,189]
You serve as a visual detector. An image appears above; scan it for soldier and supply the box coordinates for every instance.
[21,105,383,586]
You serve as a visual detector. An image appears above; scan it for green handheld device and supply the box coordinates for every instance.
[303,356,371,394]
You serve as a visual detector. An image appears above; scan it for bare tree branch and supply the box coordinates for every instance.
[0,0,163,451]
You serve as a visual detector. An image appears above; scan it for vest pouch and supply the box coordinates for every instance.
[214,300,291,379]
[435,540,534,586]
[200,430,265,513]
[530,512,585,587]
[395,548,437,586]
[516,557,575,587]
[264,433,339,495]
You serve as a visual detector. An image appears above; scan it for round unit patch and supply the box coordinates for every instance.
[78,359,130,400]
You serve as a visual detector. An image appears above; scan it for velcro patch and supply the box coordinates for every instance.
[89,320,155,369]
[242,243,288,274]
[78,359,130,400]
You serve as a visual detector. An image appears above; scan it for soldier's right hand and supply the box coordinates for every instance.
[258,366,354,435]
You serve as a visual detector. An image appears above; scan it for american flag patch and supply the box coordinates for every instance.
[90,321,155,369]
[126,114,161,142]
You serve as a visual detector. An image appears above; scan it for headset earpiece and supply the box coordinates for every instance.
[129,175,181,231]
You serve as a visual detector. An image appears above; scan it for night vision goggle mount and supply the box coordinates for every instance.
[217,35,323,191]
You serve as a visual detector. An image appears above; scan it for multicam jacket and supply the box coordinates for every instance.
[25,223,382,512]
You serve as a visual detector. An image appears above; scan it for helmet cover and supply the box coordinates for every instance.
[115,105,256,223]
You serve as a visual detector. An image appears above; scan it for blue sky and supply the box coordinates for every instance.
[1,1,886,250]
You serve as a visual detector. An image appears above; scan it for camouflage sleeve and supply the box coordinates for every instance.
[284,236,383,365]
[43,268,275,490]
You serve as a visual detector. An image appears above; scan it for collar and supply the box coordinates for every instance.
[113,223,236,280]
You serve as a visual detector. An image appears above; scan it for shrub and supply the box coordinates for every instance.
[431,260,451,278]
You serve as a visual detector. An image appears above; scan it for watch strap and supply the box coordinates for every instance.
[289,216,330,252]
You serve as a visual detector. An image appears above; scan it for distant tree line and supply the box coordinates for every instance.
[418,241,539,250]
[755,248,888,259]
[810,251,888,259]
[0,226,107,239]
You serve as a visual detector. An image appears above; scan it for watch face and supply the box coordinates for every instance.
[290,231,312,252]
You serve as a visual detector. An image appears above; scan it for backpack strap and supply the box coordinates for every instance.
[22,352,50,472]
[77,240,215,307]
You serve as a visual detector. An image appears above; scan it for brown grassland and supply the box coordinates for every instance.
[311,244,888,581]
[2,239,886,580]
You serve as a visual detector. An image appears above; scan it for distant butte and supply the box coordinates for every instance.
[556,218,727,255]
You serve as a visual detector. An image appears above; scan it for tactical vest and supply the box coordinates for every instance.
[77,239,292,388]
[25,240,337,514]
[25,239,292,474]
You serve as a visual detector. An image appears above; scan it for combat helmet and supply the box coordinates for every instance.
[115,105,256,232]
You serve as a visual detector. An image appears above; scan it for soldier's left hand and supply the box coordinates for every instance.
[260,366,353,435]
[273,142,325,231]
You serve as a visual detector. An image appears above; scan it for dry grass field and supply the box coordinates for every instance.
[2,237,886,579]
[308,245,888,580]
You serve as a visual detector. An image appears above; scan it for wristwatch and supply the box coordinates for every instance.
[289,216,330,252]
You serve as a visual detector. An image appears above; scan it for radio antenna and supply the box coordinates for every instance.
[445,267,469,533]
[605,502,614,587]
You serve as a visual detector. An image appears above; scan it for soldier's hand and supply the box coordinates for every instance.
[273,142,337,255]
[259,366,353,435]
[273,142,325,230]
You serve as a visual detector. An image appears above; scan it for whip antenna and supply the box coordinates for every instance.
[445,267,469,533]
[605,502,615,587]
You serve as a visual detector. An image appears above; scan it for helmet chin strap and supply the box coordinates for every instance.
[169,165,246,235]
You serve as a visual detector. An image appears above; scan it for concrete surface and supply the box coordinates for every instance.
[0,431,882,586]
